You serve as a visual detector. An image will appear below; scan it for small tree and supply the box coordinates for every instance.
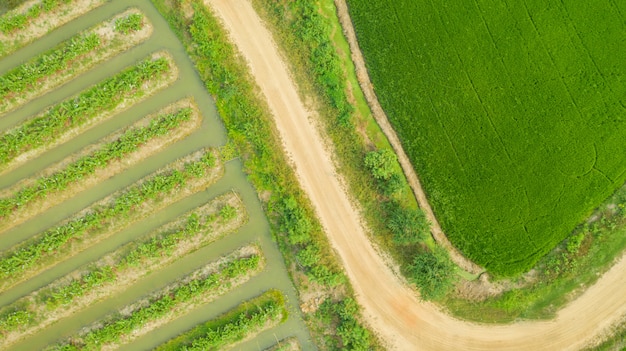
[408,248,455,300]
[385,201,430,245]
[364,149,396,180]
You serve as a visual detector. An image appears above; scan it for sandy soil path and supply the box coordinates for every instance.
[206,0,626,350]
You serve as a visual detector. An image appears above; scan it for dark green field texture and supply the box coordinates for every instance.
[346,0,626,275]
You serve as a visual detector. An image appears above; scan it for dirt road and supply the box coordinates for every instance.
[206,0,626,349]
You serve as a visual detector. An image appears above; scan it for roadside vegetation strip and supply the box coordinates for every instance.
[0,148,223,293]
[154,289,286,351]
[0,0,108,58]
[151,1,377,350]
[0,99,201,234]
[0,8,154,116]
[0,192,246,348]
[0,51,177,174]
[49,247,264,351]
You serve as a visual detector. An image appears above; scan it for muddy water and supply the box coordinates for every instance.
[0,1,314,350]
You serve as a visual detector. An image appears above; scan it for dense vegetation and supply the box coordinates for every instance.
[0,149,219,291]
[0,194,242,344]
[50,252,262,350]
[151,0,379,348]
[346,0,626,275]
[0,107,194,220]
[0,54,173,168]
[154,289,286,351]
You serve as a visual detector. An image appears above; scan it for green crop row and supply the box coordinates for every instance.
[0,0,71,34]
[50,253,262,351]
[0,194,243,347]
[0,10,150,115]
[0,53,172,168]
[154,289,286,351]
[0,33,100,98]
[0,149,218,290]
[0,107,193,220]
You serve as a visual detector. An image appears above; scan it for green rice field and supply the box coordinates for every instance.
[346,0,626,275]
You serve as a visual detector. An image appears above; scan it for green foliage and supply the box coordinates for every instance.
[347,0,626,276]
[407,248,455,300]
[280,196,312,245]
[0,108,192,219]
[154,290,285,351]
[0,150,216,282]
[0,0,71,33]
[218,204,236,221]
[51,255,261,351]
[114,13,144,34]
[384,201,429,245]
[364,149,396,181]
[0,55,171,167]
[317,298,372,351]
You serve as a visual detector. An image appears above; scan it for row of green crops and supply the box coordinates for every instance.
[0,149,220,291]
[0,106,194,220]
[0,53,174,168]
[346,0,626,275]
[150,1,378,349]
[49,251,263,351]
[0,193,243,345]
[0,10,149,115]
[154,289,286,351]
[114,12,144,34]
[0,0,71,33]
[0,33,100,98]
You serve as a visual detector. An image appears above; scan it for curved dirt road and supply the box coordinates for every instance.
[206,0,626,350]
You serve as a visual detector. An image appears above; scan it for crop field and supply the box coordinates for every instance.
[346,0,626,275]
[0,1,313,350]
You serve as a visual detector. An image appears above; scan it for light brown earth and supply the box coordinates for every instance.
[206,0,626,350]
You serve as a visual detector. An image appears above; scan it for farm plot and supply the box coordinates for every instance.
[346,0,626,275]
[0,0,312,350]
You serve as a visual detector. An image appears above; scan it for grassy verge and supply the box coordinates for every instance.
[0,0,108,57]
[49,247,263,351]
[151,1,380,349]
[0,192,245,348]
[584,319,626,351]
[0,99,201,233]
[0,8,153,116]
[0,51,178,174]
[154,289,286,351]
[0,148,222,292]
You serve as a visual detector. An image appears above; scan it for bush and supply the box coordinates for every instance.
[408,248,455,300]
[364,149,396,181]
[384,201,429,245]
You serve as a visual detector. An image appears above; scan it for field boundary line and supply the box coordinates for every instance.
[333,0,484,276]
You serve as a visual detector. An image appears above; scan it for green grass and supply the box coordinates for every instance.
[346,0,626,276]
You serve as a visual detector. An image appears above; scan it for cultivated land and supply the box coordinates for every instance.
[208,0,626,349]
[345,0,626,276]
[0,0,312,350]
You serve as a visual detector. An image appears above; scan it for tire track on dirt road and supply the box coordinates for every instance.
[205,0,626,349]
